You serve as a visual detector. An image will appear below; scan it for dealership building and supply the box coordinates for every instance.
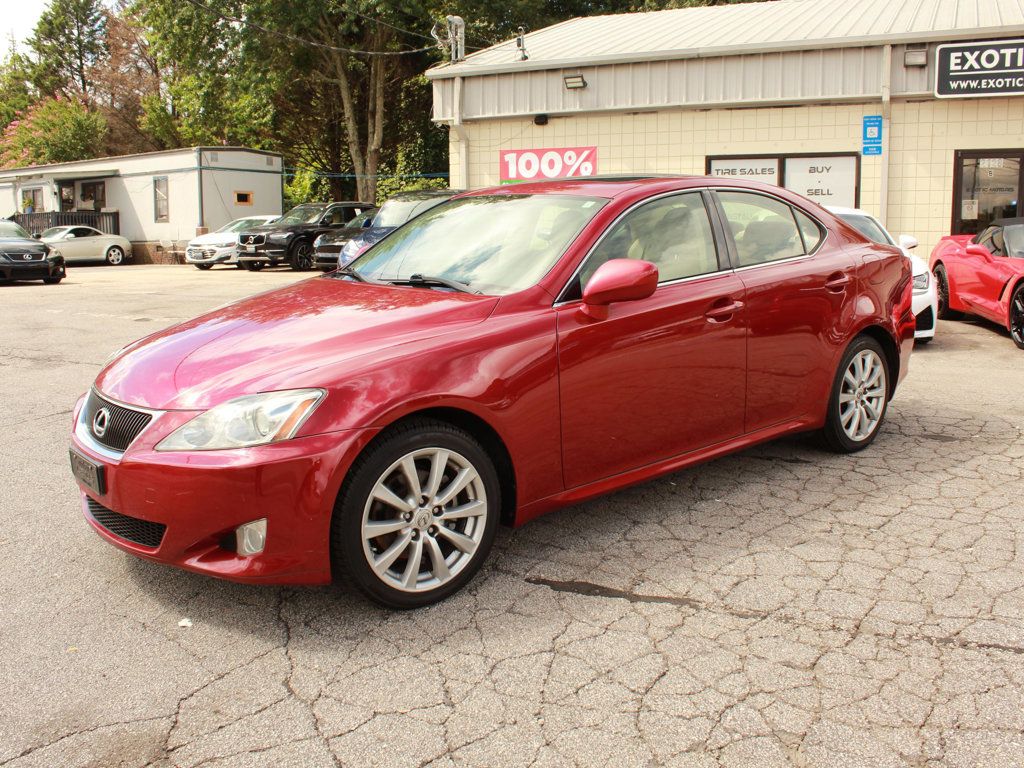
[428,0,1024,256]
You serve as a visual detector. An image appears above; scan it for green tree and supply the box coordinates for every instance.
[29,0,108,103]
[0,97,108,168]
[0,47,34,131]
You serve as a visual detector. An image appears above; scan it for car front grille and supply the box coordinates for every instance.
[86,497,166,548]
[238,233,265,247]
[187,247,218,259]
[916,305,935,332]
[82,391,154,452]
[1,250,45,261]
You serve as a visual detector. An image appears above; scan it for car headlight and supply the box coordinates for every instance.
[912,272,929,292]
[49,248,62,258]
[313,234,324,247]
[156,389,325,451]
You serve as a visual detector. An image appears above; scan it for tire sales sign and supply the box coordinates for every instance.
[936,39,1024,98]
[500,147,597,183]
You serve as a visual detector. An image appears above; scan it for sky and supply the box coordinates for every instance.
[1,0,50,52]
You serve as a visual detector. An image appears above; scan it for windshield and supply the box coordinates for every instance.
[840,213,894,245]
[276,205,326,226]
[218,217,270,233]
[1002,224,1024,257]
[344,194,607,296]
[373,198,446,228]
[40,227,66,238]
[0,220,31,239]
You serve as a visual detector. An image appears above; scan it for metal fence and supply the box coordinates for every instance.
[11,211,121,236]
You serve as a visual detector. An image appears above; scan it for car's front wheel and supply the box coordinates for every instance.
[1010,283,1024,351]
[821,336,889,453]
[331,419,500,608]
[194,263,213,270]
[290,240,314,271]
[934,264,962,320]
[105,246,125,266]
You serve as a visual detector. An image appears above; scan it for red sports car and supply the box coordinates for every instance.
[929,217,1024,349]
[69,177,914,608]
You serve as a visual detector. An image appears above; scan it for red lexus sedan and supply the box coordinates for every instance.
[69,177,915,608]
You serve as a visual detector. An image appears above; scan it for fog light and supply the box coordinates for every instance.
[235,519,267,556]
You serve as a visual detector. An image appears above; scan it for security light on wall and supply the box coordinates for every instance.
[904,47,928,67]
[563,74,587,90]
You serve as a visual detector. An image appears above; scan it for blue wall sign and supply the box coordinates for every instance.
[862,115,883,156]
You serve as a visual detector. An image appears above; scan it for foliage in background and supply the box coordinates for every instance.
[0,97,108,168]
[0,49,34,132]
[29,0,108,103]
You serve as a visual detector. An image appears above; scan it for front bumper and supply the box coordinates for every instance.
[315,250,340,270]
[0,255,65,281]
[70,395,376,585]
[912,279,939,339]
[186,246,237,264]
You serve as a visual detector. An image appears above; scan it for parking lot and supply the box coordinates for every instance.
[1,263,1023,767]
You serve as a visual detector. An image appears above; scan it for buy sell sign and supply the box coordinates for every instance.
[500,147,598,183]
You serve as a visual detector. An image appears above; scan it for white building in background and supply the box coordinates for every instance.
[0,147,284,262]
[428,0,1024,257]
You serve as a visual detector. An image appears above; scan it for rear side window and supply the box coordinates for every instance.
[717,191,803,267]
[795,210,825,252]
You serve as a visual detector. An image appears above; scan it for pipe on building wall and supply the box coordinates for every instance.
[452,76,470,189]
[879,44,892,227]
[194,147,205,233]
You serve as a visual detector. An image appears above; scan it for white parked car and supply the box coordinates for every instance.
[826,206,938,343]
[185,215,279,270]
[39,226,133,266]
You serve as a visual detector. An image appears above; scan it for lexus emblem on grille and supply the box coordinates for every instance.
[22,254,33,260]
[92,407,111,438]
[246,236,255,244]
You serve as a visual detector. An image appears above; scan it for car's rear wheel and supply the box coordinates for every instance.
[934,264,962,320]
[821,336,889,453]
[290,240,314,271]
[194,263,213,270]
[105,246,125,266]
[331,419,500,608]
[1010,283,1024,351]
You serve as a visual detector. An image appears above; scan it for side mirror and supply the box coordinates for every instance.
[965,244,991,259]
[898,234,918,250]
[581,259,658,320]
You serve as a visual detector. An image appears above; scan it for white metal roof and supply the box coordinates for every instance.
[427,0,1024,79]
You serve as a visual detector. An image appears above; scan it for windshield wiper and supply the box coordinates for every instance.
[391,274,479,294]
[333,266,388,285]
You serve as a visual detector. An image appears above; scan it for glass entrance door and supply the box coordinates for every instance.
[953,151,1023,235]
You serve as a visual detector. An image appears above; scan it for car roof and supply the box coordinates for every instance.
[992,217,1024,227]
[462,175,811,201]
[824,205,871,217]
[387,190,464,201]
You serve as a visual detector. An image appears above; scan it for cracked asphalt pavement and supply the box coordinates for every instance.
[2,264,1023,767]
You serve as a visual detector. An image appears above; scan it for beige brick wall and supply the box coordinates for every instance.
[450,97,1024,257]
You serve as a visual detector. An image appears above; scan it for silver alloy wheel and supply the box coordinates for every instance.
[106,246,124,265]
[361,447,488,593]
[839,349,887,442]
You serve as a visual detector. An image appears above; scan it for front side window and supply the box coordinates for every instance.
[718,191,804,267]
[575,192,720,294]
[347,194,606,296]
[154,177,169,222]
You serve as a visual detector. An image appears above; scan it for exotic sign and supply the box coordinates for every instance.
[500,147,597,183]
[936,39,1024,98]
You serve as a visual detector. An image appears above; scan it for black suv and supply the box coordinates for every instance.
[236,201,374,271]
[313,208,377,271]
[0,219,65,284]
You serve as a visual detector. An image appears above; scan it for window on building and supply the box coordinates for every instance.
[579,192,720,290]
[22,188,44,213]
[717,191,804,267]
[235,191,253,206]
[154,177,169,222]
[80,181,105,210]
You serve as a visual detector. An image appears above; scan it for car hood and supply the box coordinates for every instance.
[95,277,499,411]
[244,223,313,236]
[905,251,929,277]
[0,237,46,251]
[350,226,395,247]
[318,225,364,244]
[188,232,236,247]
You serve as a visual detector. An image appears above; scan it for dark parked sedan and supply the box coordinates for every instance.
[0,220,65,284]
[313,208,377,272]
[339,190,463,265]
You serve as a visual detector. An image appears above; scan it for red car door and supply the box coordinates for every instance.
[971,227,1018,321]
[713,190,854,433]
[556,191,746,489]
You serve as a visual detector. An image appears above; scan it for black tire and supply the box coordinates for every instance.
[194,263,213,271]
[235,262,246,269]
[914,336,933,345]
[1010,283,1024,351]
[105,246,125,266]
[243,261,265,271]
[820,335,890,453]
[934,264,962,320]
[42,275,63,284]
[289,240,314,271]
[330,418,500,609]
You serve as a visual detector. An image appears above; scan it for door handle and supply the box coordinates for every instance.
[824,272,851,292]
[705,299,744,322]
